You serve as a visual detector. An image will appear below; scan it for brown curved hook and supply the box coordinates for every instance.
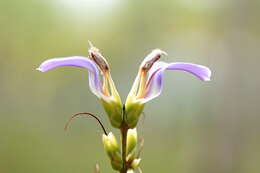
[64,112,108,135]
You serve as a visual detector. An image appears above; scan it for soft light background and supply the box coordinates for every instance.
[1,0,259,173]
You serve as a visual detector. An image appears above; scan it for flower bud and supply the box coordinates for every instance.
[126,128,138,154]
[110,152,123,171]
[102,132,119,156]
[126,150,136,163]
[94,164,100,173]
[102,132,123,171]
[127,169,135,173]
[131,158,141,169]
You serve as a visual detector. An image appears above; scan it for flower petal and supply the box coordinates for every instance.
[142,62,211,102]
[37,56,102,98]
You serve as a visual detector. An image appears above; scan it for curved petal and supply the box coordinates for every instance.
[147,61,168,79]
[142,62,211,102]
[37,56,102,98]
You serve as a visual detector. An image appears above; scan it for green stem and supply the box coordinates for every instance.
[120,105,128,173]
[120,124,128,173]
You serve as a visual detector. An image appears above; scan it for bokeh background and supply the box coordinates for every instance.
[1,0,259,173]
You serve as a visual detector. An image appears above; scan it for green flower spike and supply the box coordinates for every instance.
[38,43,211,173]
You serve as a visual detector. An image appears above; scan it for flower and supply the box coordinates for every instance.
[37,43,211,173]
[37,44,211,128]
[125,49,211,127]
[37,42,123,128]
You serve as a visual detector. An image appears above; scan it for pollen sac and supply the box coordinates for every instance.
[88,46,110,72]
[140,49,167,71]
[102,132,123,171]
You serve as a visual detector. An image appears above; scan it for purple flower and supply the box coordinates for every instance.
[37,42,123,127]
[37,44,211,128]
[125,49,211,127]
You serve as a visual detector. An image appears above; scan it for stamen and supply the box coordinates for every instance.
[137,71,147,98]
[137,49,167,98]
[127,71,141,98]
[64,112,108,135]
[107,72,120,98]
[88,41,110,72]
[140,49,167,71]
[144,68,161,91]
[102,72,110,96]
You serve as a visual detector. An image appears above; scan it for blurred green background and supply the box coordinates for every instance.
[1,0,259,173]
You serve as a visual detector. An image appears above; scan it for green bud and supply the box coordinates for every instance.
[126,128,138,154]
[131,158,141,169]
[110,156,123,171]
[102,132,123,171]
[127,169,135,173]
[126,150,136,163]
[101,99,123,128]
[94,164,100,173]
[125,100,144,128]
[102,132,120,156]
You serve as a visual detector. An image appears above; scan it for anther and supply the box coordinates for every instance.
[140,49,167,71]
[88,41,110,71]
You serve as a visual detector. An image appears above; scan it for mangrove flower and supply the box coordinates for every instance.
[37,43,211,172]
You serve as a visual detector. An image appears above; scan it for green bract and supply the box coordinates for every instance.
[101,99,123,128]
[125,100,144,128]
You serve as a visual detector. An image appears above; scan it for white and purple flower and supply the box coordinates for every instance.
[37,43,211,128]
[125,49,211,127]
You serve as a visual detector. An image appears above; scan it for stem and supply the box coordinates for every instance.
[120,124,128,173]
[120,105,129,173]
